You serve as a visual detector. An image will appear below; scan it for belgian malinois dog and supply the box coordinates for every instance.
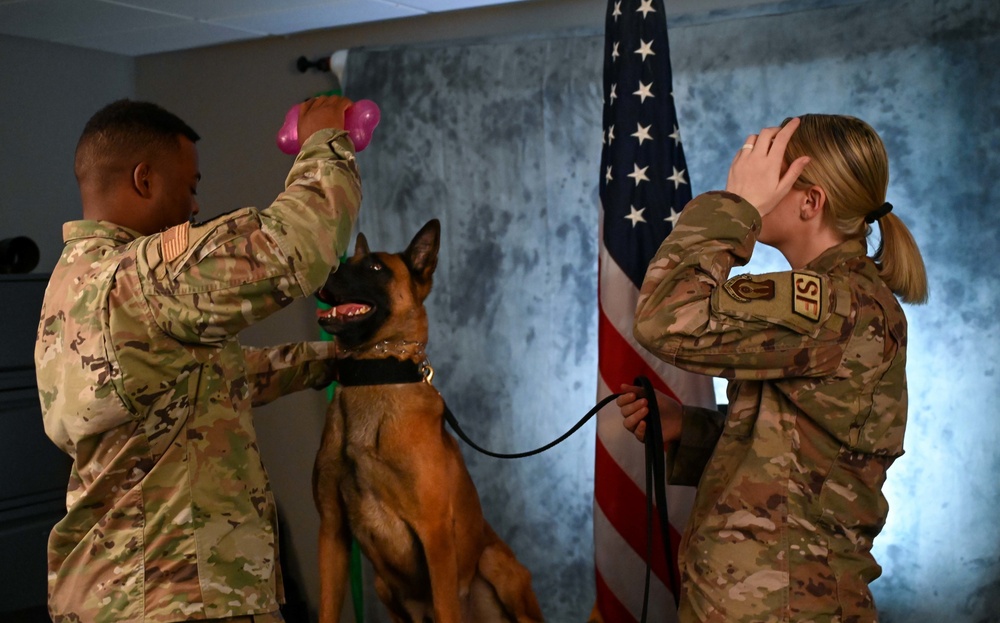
[312,219,544,623]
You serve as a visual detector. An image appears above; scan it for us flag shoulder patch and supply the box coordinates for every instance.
[161,221,191,262]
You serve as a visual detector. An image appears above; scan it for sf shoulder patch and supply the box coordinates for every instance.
[724,274,776,302]
[161,221,191,263]
[792,272,822,321]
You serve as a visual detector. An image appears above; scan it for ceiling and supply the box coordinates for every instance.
[0,0,785,58]
[0,0,544,57]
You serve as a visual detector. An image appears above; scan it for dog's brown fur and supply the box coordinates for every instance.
[312,220,543,623]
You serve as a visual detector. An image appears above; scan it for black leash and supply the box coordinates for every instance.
[635,375,680,613]
[443,374,680,617]
[442,393,619,459]
[335,359,680,616]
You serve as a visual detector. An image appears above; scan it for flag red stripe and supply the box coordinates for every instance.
[595,436,681,590]
[597,302,680,404]
[596,569,639,623]
[597,0,707,617]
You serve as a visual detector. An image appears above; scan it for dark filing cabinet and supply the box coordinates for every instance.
[0,274,70,621]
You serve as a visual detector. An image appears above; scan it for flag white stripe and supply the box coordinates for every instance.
[598,241,716,409]
[594,503,681,623]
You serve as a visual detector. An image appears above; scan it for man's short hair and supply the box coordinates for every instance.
[75,99,200,186]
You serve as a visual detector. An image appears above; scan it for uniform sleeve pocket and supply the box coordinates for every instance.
[159,209,288,292]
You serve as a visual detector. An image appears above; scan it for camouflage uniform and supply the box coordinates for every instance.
[633,192,908,622]
[34,130,361,622]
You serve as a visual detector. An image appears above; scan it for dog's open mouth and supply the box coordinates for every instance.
[317,302,374,322]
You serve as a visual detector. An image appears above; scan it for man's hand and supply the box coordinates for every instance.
[617,383,683,444]
[313,358,339,390]
[298,95,354,143]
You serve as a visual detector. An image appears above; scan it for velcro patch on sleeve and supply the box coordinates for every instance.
[161,221,191,263]
[723,274,776,302]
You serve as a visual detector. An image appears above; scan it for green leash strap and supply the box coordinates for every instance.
[350,540,364,623]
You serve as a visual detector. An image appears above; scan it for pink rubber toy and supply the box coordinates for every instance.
[276,99,381,154]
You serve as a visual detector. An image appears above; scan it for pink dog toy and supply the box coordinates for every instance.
[276,99,381,154]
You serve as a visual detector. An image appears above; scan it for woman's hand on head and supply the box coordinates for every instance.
[617,384,682,445]
[725,117,811,217]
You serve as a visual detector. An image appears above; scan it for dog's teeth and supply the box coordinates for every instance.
[325,303,371,319]
[316,306,337,320]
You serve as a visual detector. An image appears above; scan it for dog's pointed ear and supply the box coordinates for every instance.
[352,232,370,259]
[404,219,440,284]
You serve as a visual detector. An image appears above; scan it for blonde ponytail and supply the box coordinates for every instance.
[872,212,928,304]
[782,114,929,304]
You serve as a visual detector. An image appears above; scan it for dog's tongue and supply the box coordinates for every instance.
[317,303,371,319]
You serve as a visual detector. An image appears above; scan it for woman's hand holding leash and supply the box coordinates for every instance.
[618,384,683,445]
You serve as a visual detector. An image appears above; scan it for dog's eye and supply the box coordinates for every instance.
[370,263,382,271]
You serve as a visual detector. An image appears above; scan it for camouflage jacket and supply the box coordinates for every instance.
[633,192,908,622]
[34,130,361,622]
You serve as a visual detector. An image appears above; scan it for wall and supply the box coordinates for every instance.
[0,35,134,273]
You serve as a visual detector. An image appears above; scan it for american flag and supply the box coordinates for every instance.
[594,0,716,620]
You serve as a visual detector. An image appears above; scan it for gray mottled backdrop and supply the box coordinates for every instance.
[344,0,999,621]
[345,33,605,623]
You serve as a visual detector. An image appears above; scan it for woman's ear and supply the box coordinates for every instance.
[801,185,827,220]
[132,162,153,198]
